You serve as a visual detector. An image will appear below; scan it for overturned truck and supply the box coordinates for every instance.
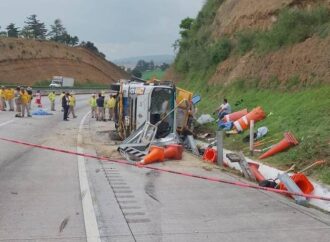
[111,79,195,161]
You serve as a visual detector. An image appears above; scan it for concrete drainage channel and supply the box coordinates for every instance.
[102,165,151,241]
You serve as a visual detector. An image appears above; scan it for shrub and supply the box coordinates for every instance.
[235,31,257,55]
[209,38,232,64]
[257,7,330,53]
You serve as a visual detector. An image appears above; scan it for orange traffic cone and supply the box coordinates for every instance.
[259,132,298,159]
[223,109,248,122]
[203,148,217,163]
[233,107,266,132]
[248,162,265,182]
[164,144,183,160]
[279,173,314,195]
[140,146,165,165]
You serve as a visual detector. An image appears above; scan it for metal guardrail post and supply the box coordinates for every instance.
[216,131,223,166]
[249,120,254,156]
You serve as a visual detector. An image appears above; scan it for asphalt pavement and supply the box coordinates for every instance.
[0,94,329,242]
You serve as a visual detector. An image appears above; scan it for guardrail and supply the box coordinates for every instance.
[0,86,109,95]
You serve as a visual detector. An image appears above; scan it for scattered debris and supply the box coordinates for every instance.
[186,135,199,156]
[277,173,308,206]
[59,217,70,233]
[197,114,215,125]
[31,108,53,115]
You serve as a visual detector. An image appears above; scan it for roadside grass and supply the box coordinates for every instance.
[235,7,330,55]
[179,79,330,184]
[142,69,165,80]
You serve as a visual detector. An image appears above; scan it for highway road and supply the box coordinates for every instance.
[0,94,329,242]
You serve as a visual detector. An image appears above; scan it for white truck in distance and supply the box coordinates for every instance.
[49,76,75,88]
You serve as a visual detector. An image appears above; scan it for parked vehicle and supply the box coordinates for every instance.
[49,76,74,88]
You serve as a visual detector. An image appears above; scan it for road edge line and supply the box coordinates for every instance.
[0,119,14,127]
[78,112,101,242]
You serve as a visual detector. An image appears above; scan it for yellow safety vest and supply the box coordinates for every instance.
[89,97,97,107]
[107,97,116,108]
[21,92,30,104]
[69,95,76,106]
[48,92,56,102]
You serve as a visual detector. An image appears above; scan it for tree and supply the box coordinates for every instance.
[48,19,79,46]
[48,19,67,42]
[23,14,48,39]
[20,26,33,38]
[179,17,194,38]
[80,41,105,58]
[131,69,142,78]
[6,23,19,38]
[0,26,7,37]
[160,63,170,71]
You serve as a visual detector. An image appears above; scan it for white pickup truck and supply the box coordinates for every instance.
[49,76,75,88]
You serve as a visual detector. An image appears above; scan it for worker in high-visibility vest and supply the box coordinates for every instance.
[48,91,56,111]
[5,88,15,111]
[89,94,97,118]
[14,87,22,113]
[68,92,77,118]
[0,86,5,111]
[106,94,116,121]
[20,88,31,117]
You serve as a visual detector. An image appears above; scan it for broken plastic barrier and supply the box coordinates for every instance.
[32,108,53,116]
[197,114,215,125]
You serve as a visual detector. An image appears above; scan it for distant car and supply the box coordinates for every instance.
[49,83,61,88]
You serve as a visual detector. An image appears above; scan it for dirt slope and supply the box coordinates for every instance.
[168,0,330,86]
[210,36,330,86]
[209,0,330,86]
[211,0,330,37]
[0,38,129,85]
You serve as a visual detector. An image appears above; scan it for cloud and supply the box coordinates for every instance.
[0,0,205,59]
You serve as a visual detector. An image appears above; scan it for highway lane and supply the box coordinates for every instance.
[1,94,330,242]
[0,95,91,241]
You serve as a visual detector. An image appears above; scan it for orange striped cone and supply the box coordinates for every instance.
[234,107,266,132]
[139,146,165,165]
[259,132,298,159]
[223,109,248,122]
[164,144,183,160]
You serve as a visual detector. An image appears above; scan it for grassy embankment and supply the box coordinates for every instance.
[175,1,330,183]
[179,80,330,184]
[142,69,165,80]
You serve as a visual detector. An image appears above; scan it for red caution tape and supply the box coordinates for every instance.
[0,136,330,202]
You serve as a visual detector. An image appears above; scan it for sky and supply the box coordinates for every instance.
[0,0,205,60]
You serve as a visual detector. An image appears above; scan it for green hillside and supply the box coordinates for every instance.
[174,0,330,184]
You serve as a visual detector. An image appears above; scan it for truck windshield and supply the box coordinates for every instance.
[150,87,174,138]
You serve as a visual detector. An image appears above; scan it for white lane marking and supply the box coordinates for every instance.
[0,119,14,127]
[78,112,101,242]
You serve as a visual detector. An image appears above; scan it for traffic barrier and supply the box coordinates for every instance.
[140,146,164,165]
[203,148,217,163]
[223,109,248,122]
[233,107,266,132]
[164,144,183,160]
[279,173,314,195]
[259,132,298,159]
[0,136,329,202]
[248,162,265,182]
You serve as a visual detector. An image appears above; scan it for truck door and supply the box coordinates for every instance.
[136,94,149,129]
